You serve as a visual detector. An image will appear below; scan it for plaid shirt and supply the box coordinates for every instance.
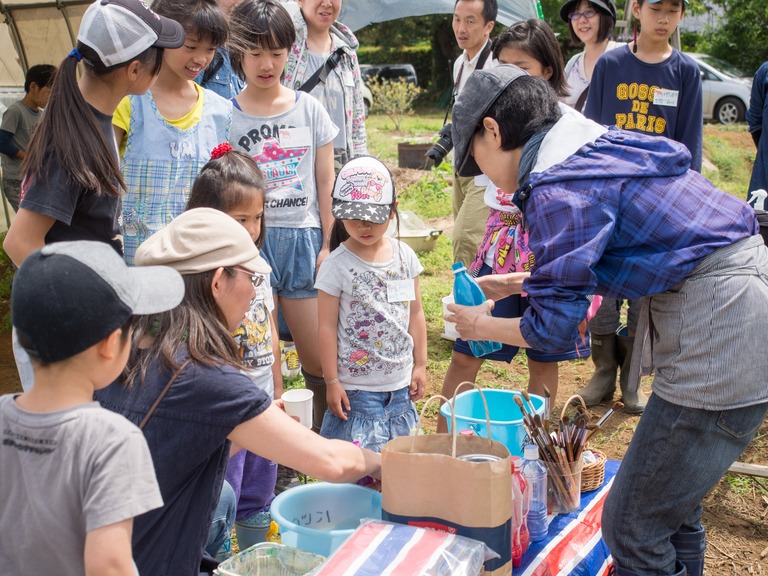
[517,129,757,352]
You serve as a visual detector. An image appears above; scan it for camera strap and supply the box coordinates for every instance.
[444,39,493,125]
[299,46,346,93]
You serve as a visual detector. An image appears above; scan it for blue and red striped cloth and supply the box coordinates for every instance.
[517,459,619,576]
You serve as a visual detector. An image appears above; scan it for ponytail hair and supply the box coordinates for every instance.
[22,42,162,197]
[188,147,267,248]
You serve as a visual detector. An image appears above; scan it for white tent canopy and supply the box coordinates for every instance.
[339,0,537,31]
[0,0,537,86]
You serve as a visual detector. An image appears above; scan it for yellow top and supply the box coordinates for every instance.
[113,83,206,157]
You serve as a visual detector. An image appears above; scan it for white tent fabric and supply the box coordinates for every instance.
[0,0,89,86]
[340,0,537,31]
[0,0,537,86]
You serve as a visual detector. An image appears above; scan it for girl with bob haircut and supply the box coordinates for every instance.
[491,19,569,98]
[228,0,338,433]
[114,0,233,265]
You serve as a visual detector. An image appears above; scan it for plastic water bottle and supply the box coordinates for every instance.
[522,444,549,542]
[511,456,530,567]
[451,262,501,357]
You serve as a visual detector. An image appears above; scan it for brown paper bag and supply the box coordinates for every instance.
[381,386,513,575]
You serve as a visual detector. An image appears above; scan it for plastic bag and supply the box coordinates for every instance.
[313,518,498,576]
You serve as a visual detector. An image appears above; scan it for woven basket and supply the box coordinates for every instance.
[559,395,607,493]
[580,449,607,493]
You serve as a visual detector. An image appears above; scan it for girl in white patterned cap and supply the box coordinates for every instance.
[316,156,427,457]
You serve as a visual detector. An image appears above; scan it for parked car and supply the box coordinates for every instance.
[360,63,418,87]
[685,53,752,125]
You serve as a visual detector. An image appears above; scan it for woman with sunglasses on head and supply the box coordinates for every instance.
[559,0,619,111]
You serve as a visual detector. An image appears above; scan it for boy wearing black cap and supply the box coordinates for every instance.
[447,65,768,576]
[0,241,184,575]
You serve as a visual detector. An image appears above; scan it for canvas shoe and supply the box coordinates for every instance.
[281,343,301,379]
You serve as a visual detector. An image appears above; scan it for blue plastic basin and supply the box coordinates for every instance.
[439,389,545,458]
[270,482,382,557]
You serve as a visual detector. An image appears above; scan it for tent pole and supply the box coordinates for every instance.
[56,0,77,46]
[1,6,28,73]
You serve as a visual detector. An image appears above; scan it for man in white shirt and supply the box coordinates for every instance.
[451,0,497,267]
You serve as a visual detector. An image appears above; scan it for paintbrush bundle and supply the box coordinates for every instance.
[514,393,583,513]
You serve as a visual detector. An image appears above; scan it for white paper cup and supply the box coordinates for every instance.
[442,294,459,341]
[282,388,314,428]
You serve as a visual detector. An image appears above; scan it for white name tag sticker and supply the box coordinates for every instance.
[387,279,415,302]
[653,89,679,107]
[279,127,311,148]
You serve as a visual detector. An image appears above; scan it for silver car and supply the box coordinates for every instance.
[686,53,752,125]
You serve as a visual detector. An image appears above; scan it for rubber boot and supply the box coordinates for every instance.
[234,511,272,551]
[576,333,618,406]
[617,334,647,414]
[301,368,327,433]
[609,560,687,576]
[671,525,706,576]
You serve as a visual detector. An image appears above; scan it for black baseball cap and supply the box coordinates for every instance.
[451,64,528,178]
[12,241,184,364]
[559,0,617,22]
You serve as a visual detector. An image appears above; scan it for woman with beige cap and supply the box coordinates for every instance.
[96,207,381,576]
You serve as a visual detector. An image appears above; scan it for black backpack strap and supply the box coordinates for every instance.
[200,52,225,88]
[299,46,346,93]
[475,39,492,71]
[444,39,493,124]
[575,86,590,112]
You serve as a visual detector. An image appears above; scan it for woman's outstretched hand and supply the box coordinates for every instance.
[445,299,495,341]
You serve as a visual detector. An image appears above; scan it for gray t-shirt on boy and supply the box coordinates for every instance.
[0,101,40,180]
[315,238,423,392]
[0,396,163,575]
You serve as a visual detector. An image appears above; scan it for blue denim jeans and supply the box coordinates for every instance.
[261,227,322,299]
[602,393,768,574]
[319,387,418,453]
[205,480,236,558]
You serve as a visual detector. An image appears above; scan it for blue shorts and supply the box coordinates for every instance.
[319,387,418,454]
[453,263,591,363]
[261,227,321,299]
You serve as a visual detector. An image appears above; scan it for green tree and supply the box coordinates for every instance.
[698,0,768,75]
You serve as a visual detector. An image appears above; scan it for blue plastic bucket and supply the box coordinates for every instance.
[270,482,382,557]
[439,389,545,458]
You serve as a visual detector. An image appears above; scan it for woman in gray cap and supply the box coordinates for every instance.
[559,0,619,111]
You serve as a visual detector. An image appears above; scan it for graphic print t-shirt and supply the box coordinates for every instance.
[315,239,423,392]
[233,273,276,398]
[584,45,703,171]
[230,93,338,228]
